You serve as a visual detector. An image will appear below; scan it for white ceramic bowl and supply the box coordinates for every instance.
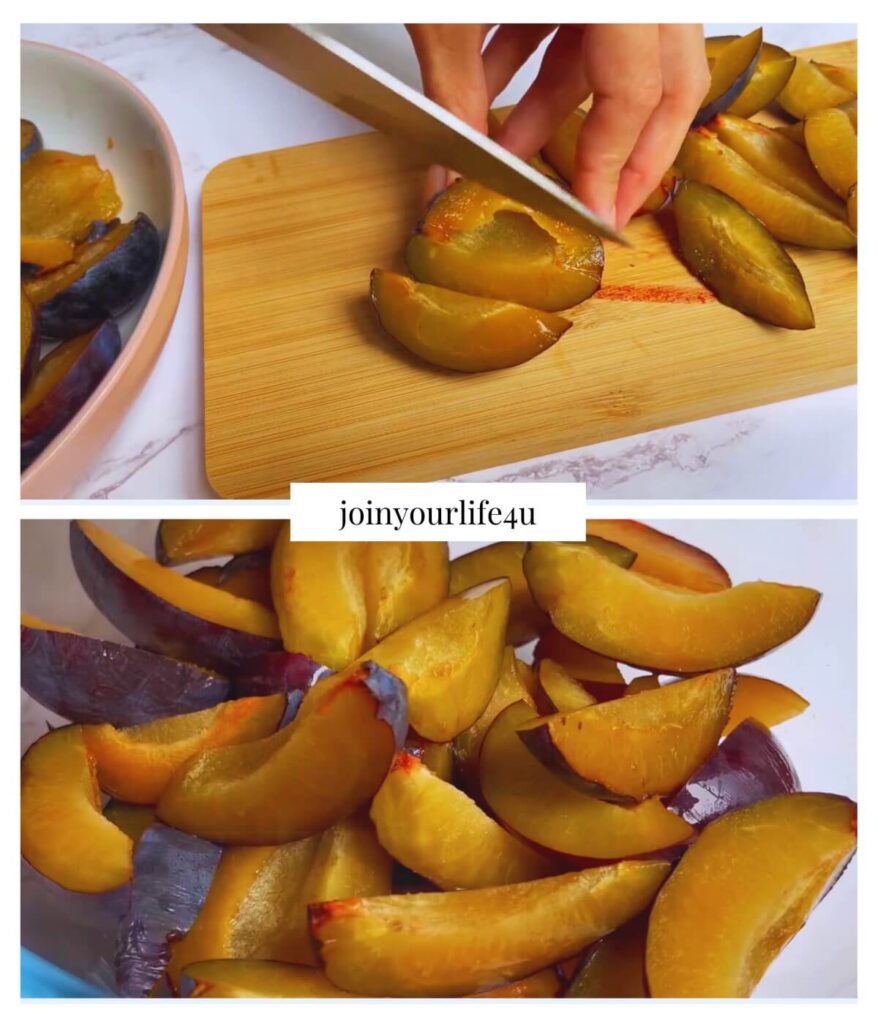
[20,41,188,498]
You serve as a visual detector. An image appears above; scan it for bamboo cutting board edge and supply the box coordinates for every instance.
[202,39,856,498]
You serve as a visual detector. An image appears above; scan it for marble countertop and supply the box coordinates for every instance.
[21,23,857,500]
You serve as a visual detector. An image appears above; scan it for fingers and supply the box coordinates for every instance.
[613,25,710,226]
[571,24,663,227]
[492,26,591,162]
[481,24,556,102]
[407,24,492,133]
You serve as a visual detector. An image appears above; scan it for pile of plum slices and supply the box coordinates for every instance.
[21,521,855,998]
[371,29,857,368]
[20,120,162,470]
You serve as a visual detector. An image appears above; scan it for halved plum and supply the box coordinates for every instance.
[356,578,510,742]
[311,860,671,997]
[182,961,354,998]
[115,824,221,997]
[480,702,693,860]
[405,178,603,311]
[566,913,648,998]
[519,670,734,802]
[777,58,855,119]
[523,541,821,673]
[533,627,624,688]
[21,725,133,892]
[535,658,597,714]
[21,320,121,469]
[21,118,42,161]
[694,28,762,126]
[70,520,281,674]
[453,646,537,790]
[667,719,800,828]
[370,751,552,890]
[167,812,390,986]
[157,662,407,844]
[20,287,40,394]
[588,520,730,592]
[805,107,857,198]
[677,130,856,250]
[672,180,815,330]
[646,793,857,997]
[21,614,230,725]
[713,113,846,219]
[370,269,572,373]
[725,673,809,734]
[156,520,283,565]
[83,695,286,804]
[704,37,794,118]
[24,213,161,341]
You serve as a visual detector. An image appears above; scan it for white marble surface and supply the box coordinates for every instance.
[20,520,857,995]
[21,23,857,500]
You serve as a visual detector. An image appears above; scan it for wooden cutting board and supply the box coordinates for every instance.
[202,39,856,498]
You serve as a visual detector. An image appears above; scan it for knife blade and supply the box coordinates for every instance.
[201,23,623,241]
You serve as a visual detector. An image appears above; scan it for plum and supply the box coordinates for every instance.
[534,658,597,714]
[233,649,329,697]
[567,913,649,998]
[694,28,762,126]
[25,214,161,341]
[115,824,221,998]
[672,180,816,330]
[704,37,794,118]
[21,616,230,725]
[21,319,121,469]
[777,57,855,120]
[370,269,572,373]
[804,107,858,198]
[519,671,734,802]
[668,718,800,827]
[70,520,282,674]
[524,541,821,673]
[405,178,603,311]
[155,519,282,565]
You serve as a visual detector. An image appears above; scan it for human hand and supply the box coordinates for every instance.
[406,24,710,230]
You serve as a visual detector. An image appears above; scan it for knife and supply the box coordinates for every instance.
[200,23,623,241]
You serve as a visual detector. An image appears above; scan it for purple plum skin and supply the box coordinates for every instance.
[234,650,330,698]
[69,521,282,675]
[21,624,230,726]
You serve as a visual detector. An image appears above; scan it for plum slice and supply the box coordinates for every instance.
[157,662,407,844]
[70,520,281,674]
[589,519,730,593]
[182,961,354,998]
[646,793,857,997]
[480,702,693,859]
[115,824,221,998]
[677,130,856,250]
[21,614,230,726]
[167,812,390,989]
[20,287,40,394]
[805,107,858,198]
[673,180,816,330]
[21,320,121,469]
[523,541,821,674]
[535,658,597,714]
[83,695,285,804]
[21,725,133,893]
[370,269,572,373]
[534,627,624,689]
[21,118,42,161]
[361,541,450,647]
[725,673,808,734]
[705,37,794,118]
[452,646,537,791]
[25,213,161,342]
[156,519,282,564]
[694,28,762,126]
[355,577,509,741]
[234,650,328,697]
[713,114,846,219]
[450,538,631,647]
[777,58,855,120]
[667,719,800,828]
[369,751,552,890]
[519,670,734,802]
[567,913,649,998]
[310,859,670,997]
[405,178,603,311]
